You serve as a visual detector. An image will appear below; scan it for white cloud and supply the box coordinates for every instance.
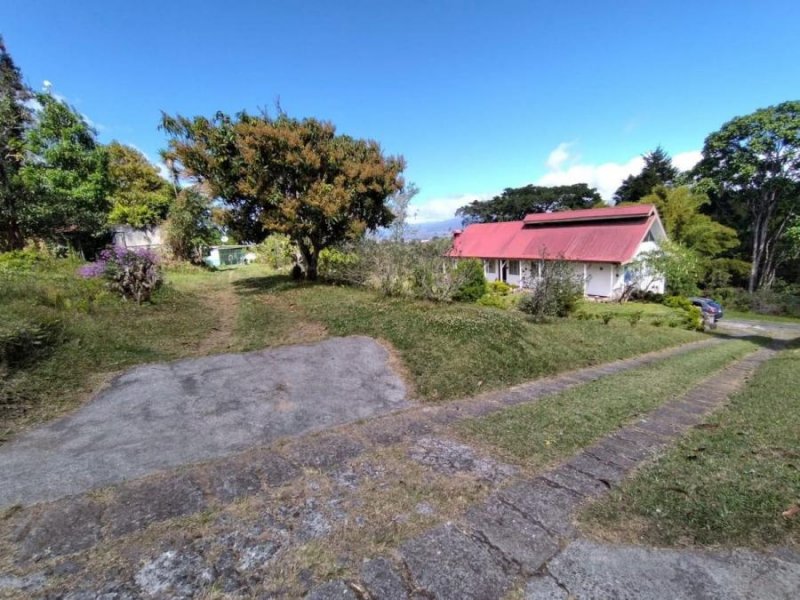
[672,150,702,172]
[409,192,494,224]
[536,144,702,201]
[545,142,572,170]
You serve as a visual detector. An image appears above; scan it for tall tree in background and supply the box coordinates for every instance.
[698,101,800,291]
[638,185,738,257]
[20,93,110,250]
[161,110,405,279]
[107,142,173,228]
[457,183,602,224]
[613,146,679,205]
[0,36,32,251]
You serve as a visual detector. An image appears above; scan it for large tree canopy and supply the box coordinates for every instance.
[161,110,405,279]
[637,185,739,257]
[456,183,602,224]
[0,36,32,251]
[107,142,173,228]
[698,101,800,291]
[613,146,679,205]
[20,93,110,248]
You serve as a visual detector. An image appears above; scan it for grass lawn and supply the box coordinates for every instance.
[459,339,758,472]
[265,278,703,401]
[2,263,704,442]
[579,342,800,549]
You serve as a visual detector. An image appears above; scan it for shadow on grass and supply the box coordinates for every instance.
[231,274,308,296]
[706,330,799,350]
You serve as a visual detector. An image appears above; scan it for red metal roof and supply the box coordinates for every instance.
[450,205,658,264]
[523,204,655,224]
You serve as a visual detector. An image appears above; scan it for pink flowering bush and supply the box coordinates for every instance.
[79,246,163,304]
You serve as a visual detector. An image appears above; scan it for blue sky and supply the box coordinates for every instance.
[3,1,799,221]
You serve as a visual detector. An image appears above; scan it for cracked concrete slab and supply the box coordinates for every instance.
[547,539,800,600]
[0,336,408,507]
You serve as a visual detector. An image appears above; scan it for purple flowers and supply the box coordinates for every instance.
[77,246,163,303]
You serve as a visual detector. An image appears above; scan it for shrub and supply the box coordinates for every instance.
[684,306,704,331]
[0,249,49,272]
[663,295,692,311]
[319,246,363,284]
[488,280,513,296]
[600,312,614,325]
[518,259,583,321]
[255,234,295,270]
[627,311,643,327]
[452,260,487,302]
[79,246,163,304]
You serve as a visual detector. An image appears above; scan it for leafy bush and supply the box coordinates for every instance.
[663,295,692,311]
[319,246,363,284]
[79,246,163,304]
[518,259,583,321]
[627,311,643,327]
[255,234,296,270]
[488,280,513,295]
[684,306,704,330]
[0,249,49,272]
[600,312,614,325]
[452,260,487,302]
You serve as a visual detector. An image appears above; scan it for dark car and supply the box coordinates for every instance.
[690,297,724,322]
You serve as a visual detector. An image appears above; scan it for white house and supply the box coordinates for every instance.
[449,204,667,298]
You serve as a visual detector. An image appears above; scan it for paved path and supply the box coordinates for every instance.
[0,336,407,507]
[4,338,798,599]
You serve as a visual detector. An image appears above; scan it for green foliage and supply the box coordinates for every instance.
[106,142,173,228]
[452,259,487,302]
[713,286,800,318]
[638,185,738,257]
[319,246,361,283]
[0,248,49,272]
[0,36,33,251]
[456,183,602,224]
[164,188,217,261]
[518,259,583,321]
[20,93,111,246]
[627,311,643,326]
[600,312,614,325]
[161,110,405,279]
[614,147,679,205]
[623,241,701,299]
[255,234,296,270]
[699,100,800,291]
[488,280,513,295]
[663,295,692,311]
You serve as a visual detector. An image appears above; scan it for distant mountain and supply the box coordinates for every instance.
[404,217,464,240]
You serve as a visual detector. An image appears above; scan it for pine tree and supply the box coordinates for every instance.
[0,36,33,250]
[613,146,679,205]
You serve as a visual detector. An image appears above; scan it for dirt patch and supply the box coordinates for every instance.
[193,287,241,356]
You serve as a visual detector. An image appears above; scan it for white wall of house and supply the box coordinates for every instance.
[112,225,164,249]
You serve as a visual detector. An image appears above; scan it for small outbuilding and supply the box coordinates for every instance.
[449,204,667,298]
[203,245,256,268]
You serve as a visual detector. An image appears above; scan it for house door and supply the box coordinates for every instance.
[500,260,508,282]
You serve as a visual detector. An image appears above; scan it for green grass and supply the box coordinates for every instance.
[579,343,800,549]
[1,261,222,442]
[270,279,703,401]
[1,262,704,442]
[459,340,757,471]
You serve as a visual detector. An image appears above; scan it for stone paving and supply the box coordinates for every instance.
[2,338,798,598]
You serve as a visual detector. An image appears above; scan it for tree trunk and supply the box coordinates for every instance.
[296,239,319,281]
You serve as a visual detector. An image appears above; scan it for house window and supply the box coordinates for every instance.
[508,260,520,276]
[484,260,496,274]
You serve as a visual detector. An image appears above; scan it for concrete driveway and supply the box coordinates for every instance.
[0,336,408,508]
